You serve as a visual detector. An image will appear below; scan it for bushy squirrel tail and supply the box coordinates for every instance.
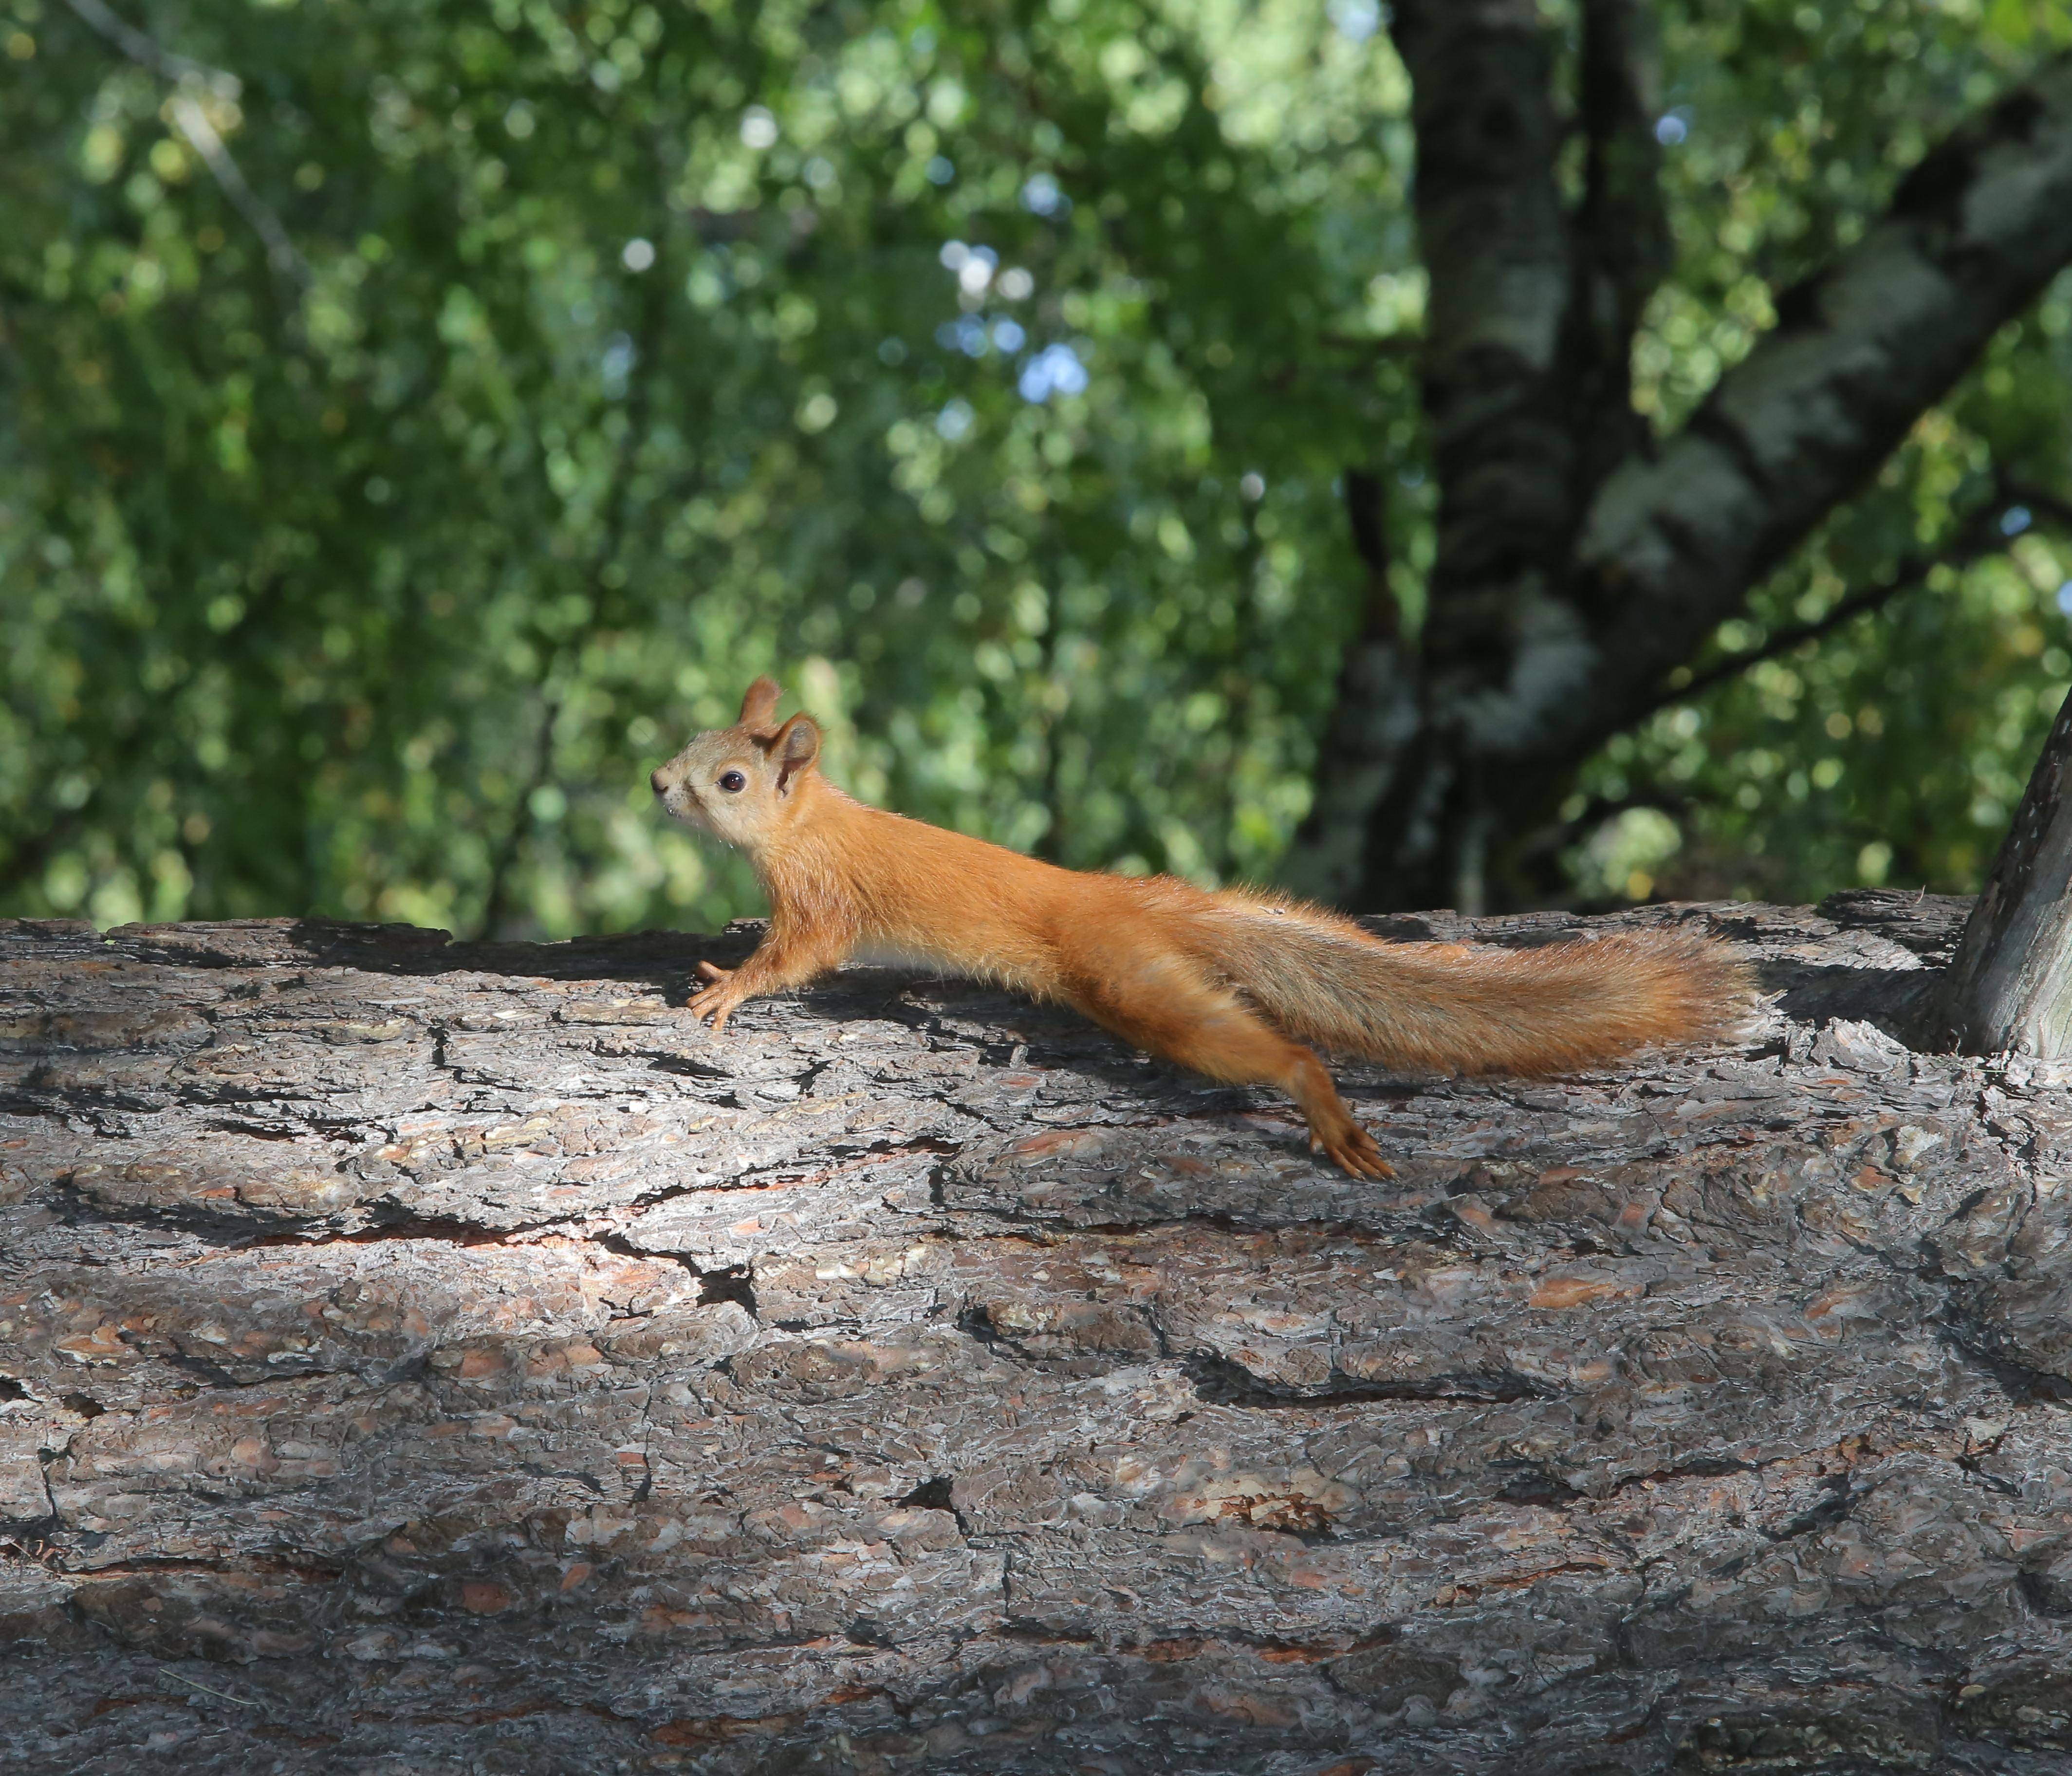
[1191,892,1750,1077]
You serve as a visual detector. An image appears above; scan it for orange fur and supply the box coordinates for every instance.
[650,679,1752,1178]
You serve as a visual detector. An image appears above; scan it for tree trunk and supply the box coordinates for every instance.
[12,903,2072,1772]
[1936,687,2072,1055]
[1285,28,2072,913]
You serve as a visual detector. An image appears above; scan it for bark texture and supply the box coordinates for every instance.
[1938,687,2072,1057]
[12,903,2072,1771]
[1286,36,2072,912]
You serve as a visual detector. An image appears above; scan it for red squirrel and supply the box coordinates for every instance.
[650,679,1749,1178]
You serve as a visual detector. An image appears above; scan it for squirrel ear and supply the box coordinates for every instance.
[738,677,782,730]
[768,714,820,794]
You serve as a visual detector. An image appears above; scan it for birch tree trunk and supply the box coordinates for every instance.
[10,901,2072,1774]
[1284,14,2072,913]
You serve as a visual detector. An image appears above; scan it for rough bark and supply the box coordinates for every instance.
[1936,687,2072,1056]
[1286,42,2072,913]
[11,902,2072,1771]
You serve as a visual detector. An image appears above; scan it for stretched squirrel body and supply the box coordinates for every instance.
[651,679,1750,1178]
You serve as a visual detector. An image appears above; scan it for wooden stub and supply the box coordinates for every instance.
[1937,686,2072,1056]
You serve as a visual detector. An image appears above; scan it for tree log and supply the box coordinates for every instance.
[6,901,2072,1772]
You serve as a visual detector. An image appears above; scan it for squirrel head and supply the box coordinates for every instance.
[649,677,822,854]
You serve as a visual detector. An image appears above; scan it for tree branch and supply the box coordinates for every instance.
[1341,466,1393,635]
[1657,561,1950,705]
[1628,481,2032,724]
[61,0,237,92]
[1580,58,2072,680]
[1928,471,2072,1055]
[1485,55,2072,795]
[1576,0,1671,334]
[62,0,311,287]
[1282,468,1420,904]
[1568,0,1671,493]
[6,906,2046,1761]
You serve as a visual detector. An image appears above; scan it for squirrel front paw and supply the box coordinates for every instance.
[687,960,747,1032]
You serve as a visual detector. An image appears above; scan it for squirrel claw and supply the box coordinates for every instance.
[687,995,739,1033]
[1311,1120,1395,1181]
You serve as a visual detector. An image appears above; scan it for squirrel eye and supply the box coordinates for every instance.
[718,770,746,793]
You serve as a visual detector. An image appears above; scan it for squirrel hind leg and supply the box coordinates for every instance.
[1068,973,1393,1182]
[1288,1054,1393,1180]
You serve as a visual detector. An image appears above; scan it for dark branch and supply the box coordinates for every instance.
[62,0,237,91]
[1628,481,2038,724]
[1340,466,1399,646]
[1281,467,1420,903]
[1660,563,1952,706]
[1576,0,1671,326]
[1568,0,1672,496]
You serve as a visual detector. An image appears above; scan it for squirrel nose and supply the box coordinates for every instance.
[649,768,668,796]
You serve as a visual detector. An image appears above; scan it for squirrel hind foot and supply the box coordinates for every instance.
[1309,1119,1395,1181]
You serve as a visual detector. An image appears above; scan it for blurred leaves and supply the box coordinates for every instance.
[0,0,2069,931]
[1,0,1402,933]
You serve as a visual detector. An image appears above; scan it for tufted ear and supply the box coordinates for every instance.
[766,714,820,794]
[737,677,782,731]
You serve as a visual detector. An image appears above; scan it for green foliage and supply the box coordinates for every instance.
[1572,0,2072,904]
[0,0,1409,933]
[0,0,2069,931]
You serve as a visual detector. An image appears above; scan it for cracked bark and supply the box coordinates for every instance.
[1286,32,2072,912]
[8,902,2072,1771]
